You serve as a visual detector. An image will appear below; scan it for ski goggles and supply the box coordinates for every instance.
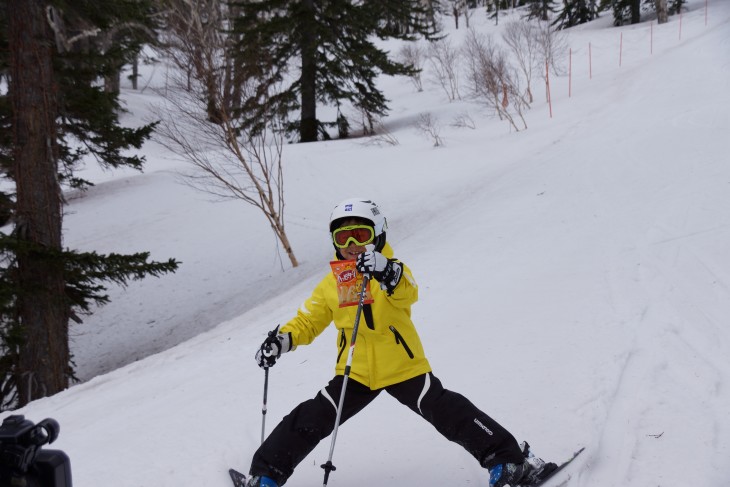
[332,224,375,248]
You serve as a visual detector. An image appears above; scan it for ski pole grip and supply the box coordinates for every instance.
[262,325,281,358]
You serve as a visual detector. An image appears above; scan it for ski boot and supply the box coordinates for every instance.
[244,475,278,487]
[489,442,557,487]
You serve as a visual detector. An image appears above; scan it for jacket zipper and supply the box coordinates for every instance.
[389,325,414,359]
[364,304,374,330]
[337,328,346,363]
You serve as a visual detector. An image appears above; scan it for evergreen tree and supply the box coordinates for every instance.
[0,0,178,410]
[49,0,162,189]
[669,0,686,15]
[231,0,439,142]
[524,0,557,21]
[486,0,510,25]
[610,0,684,27]
[5,0,67,409]
[608,0,655,25]
[553,0,601,29]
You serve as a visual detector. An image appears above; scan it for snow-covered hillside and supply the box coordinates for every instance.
[4,1,730,486]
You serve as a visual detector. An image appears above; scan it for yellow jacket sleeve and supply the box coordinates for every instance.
[280,274,334,346]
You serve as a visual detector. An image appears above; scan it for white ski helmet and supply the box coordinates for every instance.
[329,198,387,236]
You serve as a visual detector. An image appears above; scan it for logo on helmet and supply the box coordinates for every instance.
[344,204,353,211]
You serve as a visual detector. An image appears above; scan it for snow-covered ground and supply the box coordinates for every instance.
[4,1,730,486]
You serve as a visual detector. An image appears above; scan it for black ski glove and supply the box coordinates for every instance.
[255,326,293,369]
[356,251,403,295]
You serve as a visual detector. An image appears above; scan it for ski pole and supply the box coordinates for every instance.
[260,325,279,444]
[321,274,371,487]
[261,366,269,444]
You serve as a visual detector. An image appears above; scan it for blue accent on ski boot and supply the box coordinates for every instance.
[238,474,278,487]
[489,462,526,487]
[489,442,559,487]
[259,476,278,487]
[489,463,504,486]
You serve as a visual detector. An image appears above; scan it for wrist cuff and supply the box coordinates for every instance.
[278,332,295,354]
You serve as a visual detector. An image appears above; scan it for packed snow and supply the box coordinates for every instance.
[3,1,729,486]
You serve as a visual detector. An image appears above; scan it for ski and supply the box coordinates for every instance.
[229,449,584,487]
[532,447,585,487]
[229,468,247,487]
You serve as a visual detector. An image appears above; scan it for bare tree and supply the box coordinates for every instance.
[462,29,527,131]
[416,112,444,147]
[450,111,476,130]
[359,120,400,147]
[427,37,462,102]
[463,2,474,29]
[502,20,540,105]
[155,0,298,268]
[158,0,236,122]
[534,21,568,102]
[398,42,427,92]
[449,0,471,29]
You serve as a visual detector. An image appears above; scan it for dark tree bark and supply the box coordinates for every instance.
[656,0,669,24]
[631,0,641,24]
[299,0,318,142]
[132,55,139,90]
[8,0,70,404]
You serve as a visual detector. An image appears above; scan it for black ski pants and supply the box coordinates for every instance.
[249,372,524,485]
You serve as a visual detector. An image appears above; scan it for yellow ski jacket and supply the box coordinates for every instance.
[281,243,432,390]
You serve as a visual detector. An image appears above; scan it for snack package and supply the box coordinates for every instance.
[330,260,374,308]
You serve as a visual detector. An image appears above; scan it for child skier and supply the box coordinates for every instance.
[244,198,557,487]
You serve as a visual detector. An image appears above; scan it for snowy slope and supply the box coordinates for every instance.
[3,1,730,486]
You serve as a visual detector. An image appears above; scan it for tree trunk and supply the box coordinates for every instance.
[299,0,318,142]
[8,0,69,405]
[631,0,641,24]
[132,55,139,90]
[105,68,121,95]
[271,220,298,268]
[655,0,669,24]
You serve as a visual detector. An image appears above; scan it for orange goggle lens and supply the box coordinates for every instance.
[332,225,375,249]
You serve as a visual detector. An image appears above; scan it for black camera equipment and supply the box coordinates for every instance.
[0,415,72,487]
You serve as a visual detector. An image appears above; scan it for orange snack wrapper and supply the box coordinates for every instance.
[330,260,374,308]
